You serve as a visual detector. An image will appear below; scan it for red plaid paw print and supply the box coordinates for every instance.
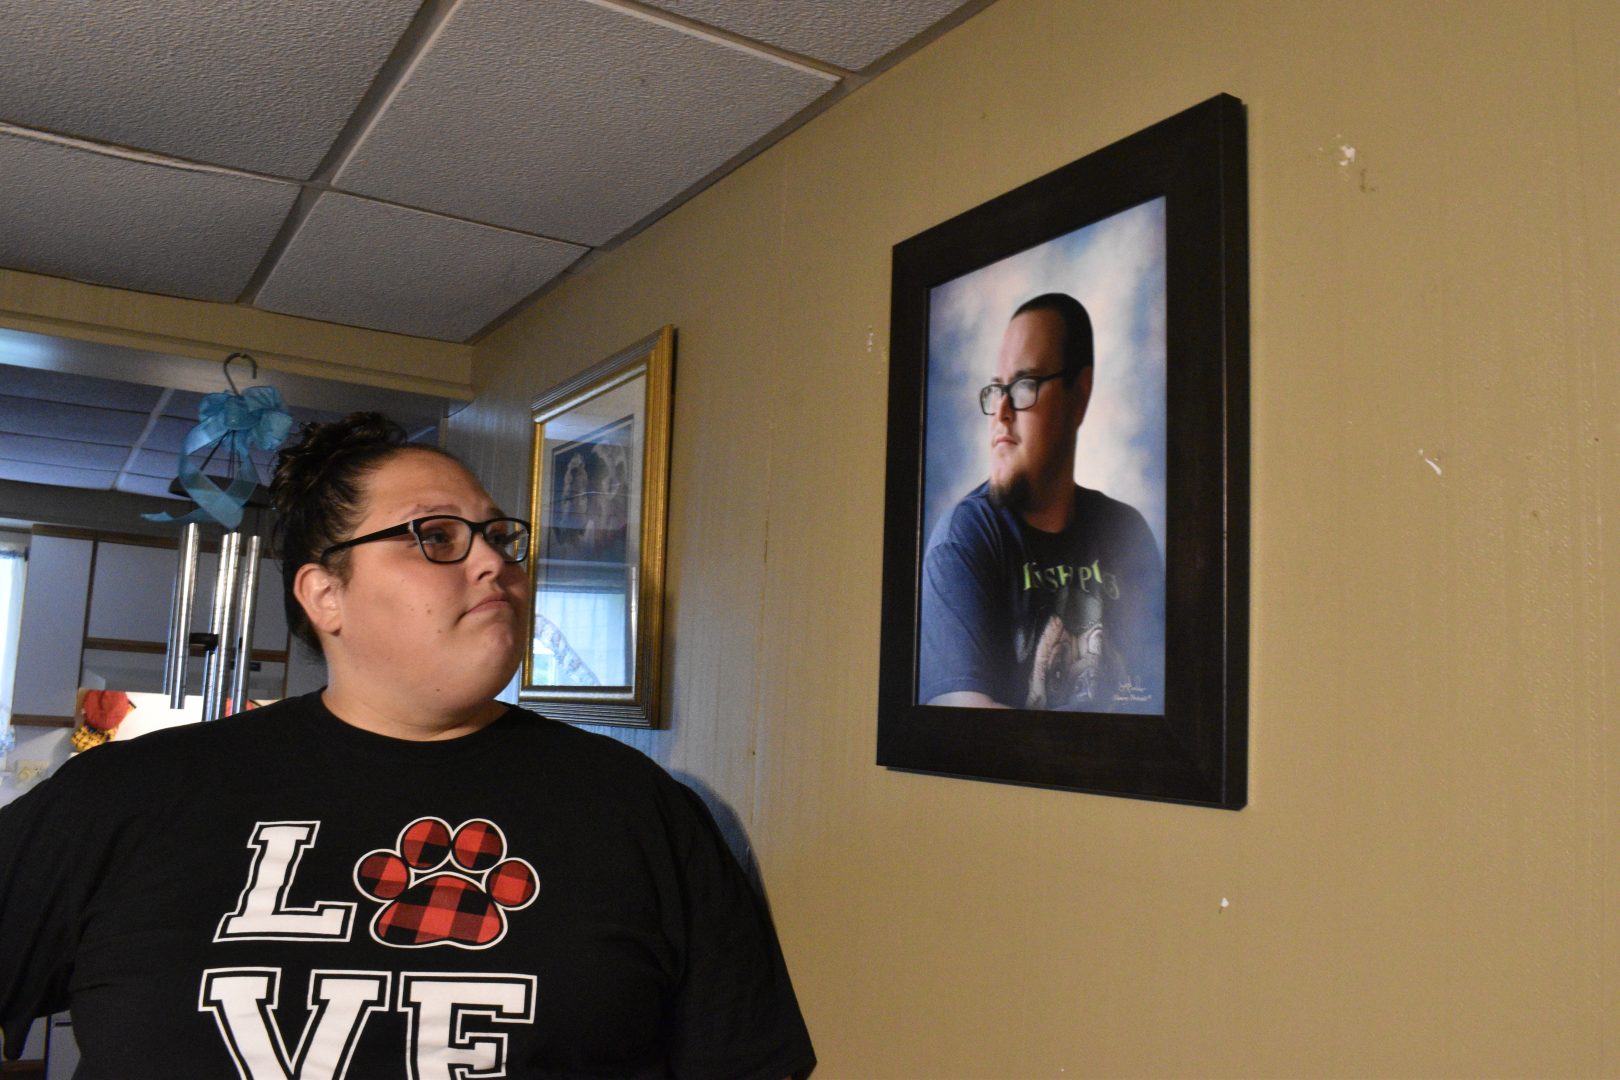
[353,817,539,949]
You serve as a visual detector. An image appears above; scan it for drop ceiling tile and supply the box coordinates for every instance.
[125,446,276,484]
[163,389,283,422]
[255,193,587,342]
[0,433,129,471]
[164,388,334,428]
[0,394,149,446]
[142,415,199,454]
[0,132,299,301]
[113,475,185,500]
[126,449,181,480]
[144,414,306,471]
[643,0,975,71]
[0,0,420,178]
[335,0,836,246]
[0,459,116,492]
[0,365,162,411]
[133,445,257,484]
[163,391,206,422]
[164,389,261,424]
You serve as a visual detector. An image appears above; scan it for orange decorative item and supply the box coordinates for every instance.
[82,690,135,732]
[70,689,138,754]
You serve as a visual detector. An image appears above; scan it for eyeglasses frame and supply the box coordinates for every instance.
[320,514,532,564]
[978,370,1069,415]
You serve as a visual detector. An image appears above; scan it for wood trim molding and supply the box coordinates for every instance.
[10,714,75,728]
[29,524,257,552]
[0,265,474,397]
[83,637,289,664]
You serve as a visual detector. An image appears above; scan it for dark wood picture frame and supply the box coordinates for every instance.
[877,95,1249,808]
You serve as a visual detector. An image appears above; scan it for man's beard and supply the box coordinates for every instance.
[987,471,1033,514]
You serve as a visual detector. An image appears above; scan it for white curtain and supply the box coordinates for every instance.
[0,538,27,759]
[535,586,628,687]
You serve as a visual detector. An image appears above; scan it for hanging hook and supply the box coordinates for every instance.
[222,352,257,396]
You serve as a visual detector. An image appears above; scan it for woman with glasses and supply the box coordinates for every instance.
[278,418,534,743]
[0,414,814,1079]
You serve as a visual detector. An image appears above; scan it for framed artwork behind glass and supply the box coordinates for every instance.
[524,327,674,727]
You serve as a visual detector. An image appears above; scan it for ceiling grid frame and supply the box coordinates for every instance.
[0,0,994,499]
[0,0,987,343]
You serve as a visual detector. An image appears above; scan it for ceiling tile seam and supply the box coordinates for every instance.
[236,186,333,306]
[2,114,587,249]
[297,182,597,248]
[588,0,849,80]
[0,424,142,450]
[237,182,593,306]
[467,0,1004,342]
[112,387,176,492]
[0,454,116,476]
[0,396,154,425]
[315,0,467,186]
[0,446,126,469]
[0,21,581,243]
[305,0,462,185]
[3,15,591,252]
[0,121,299,186]
[470,65,869,344]
[0,119,589,250]
[0,0,977,349]
[0,121,304,191]
[473,259,591,345]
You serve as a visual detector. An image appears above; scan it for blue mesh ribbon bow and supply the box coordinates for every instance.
[144,385,295,528]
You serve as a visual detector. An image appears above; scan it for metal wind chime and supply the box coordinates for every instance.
[148,354,294,721]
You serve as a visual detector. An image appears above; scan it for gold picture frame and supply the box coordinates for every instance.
[523,326,674,726]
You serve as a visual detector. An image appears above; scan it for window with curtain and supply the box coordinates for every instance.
[533,583,629,688]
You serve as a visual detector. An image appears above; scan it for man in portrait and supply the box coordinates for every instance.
[919,292,1165,712]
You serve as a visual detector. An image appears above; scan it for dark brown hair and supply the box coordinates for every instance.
[1013,292,1094,383]
[269,412,453,655]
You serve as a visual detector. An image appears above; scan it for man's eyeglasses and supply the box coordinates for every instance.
[979,371,1066,415]
[321,515,531,564]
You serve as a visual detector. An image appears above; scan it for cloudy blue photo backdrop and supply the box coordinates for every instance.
[923,197,1167,559]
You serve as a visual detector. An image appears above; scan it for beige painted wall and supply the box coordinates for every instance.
[456,1,1620,1074]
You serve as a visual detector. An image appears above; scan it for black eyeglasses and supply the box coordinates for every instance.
[321,515,531,564]
[979,371,1066,415]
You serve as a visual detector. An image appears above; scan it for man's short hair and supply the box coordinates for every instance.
[1012,293,1093,383]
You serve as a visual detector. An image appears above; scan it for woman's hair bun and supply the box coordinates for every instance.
[270,412,407,518]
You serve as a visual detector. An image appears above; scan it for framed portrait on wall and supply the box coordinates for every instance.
[525,326,674,727]
[876,95,1249,808]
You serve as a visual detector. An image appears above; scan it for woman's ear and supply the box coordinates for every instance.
[294,562,343,637]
